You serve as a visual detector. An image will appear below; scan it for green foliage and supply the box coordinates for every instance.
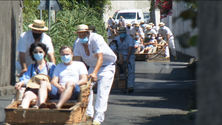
[22,0,108,64]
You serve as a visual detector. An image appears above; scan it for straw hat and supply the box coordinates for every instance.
[126,23,132,26]
[149,22,154,26]
[159,22,165,26]
[140,21,145,24]
[26,74,51,89]
[134,23,140,27]
[117,27,126,34]
[146,25,152,30]
[109,16,112,19]
[120,16,124,19]
[74,24,91,33]
[28,20,48,31]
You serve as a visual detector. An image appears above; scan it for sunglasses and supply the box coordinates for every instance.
[33,51,44,54]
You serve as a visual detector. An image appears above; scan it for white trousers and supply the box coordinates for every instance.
[123,55,135,88]
[86,65,115,123]
[165,46,170,57]
[108,28,111,37]
[168,38,176,57]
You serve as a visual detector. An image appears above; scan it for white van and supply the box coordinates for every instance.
[112,9,144,25]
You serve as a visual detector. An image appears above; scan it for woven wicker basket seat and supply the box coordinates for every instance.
[4,79,91,125]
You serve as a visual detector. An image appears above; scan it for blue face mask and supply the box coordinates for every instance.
[61,55,72,63]
[135,35,139,38]
[141,24,145,27]
[160,27,164,30]
[135,27,139,30]
[110,44,117,51]
[120,33,126,38]
[34,53,44,61]
[79,37,88,44]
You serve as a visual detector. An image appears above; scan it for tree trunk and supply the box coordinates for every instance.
[150,0,156,23]
[197,1,222,125]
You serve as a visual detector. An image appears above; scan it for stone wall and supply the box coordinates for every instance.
[0,1,22,96]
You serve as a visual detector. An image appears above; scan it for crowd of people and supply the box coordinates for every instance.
[13,16,177,125]
[14,20,116,125]
[107,16,177,60]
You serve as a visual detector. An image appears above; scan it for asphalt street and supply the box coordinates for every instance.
[0,61,196,125]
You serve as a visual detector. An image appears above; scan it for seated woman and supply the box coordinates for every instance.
[109,40,124,78]
[142,33,157,54]
[37,46,88,109]
[134,33,144,53]
[157,34,170,59]
[14,42,56,108]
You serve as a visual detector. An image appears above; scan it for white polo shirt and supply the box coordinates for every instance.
[74,32,117,67]
[108,19,114,26]
[144,29,157,38]
[126,26,133,35]
[130,27,144,38]
[158,26,174,40]
[114,34,134,56]
[17,30,54,67]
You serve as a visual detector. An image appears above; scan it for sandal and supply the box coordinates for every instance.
[50,102,59,109]
[32,105,39,109]
[39,103,47,109]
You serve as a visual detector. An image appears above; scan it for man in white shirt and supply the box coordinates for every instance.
[37,46,88,109]
[130,23,144,39]
[126,23,133,35]
[115,27,135,93]
[144,25,157,38]
[140,21,148,32]
[73,24,117,125]
[119,16,126,27]
[149,22,158,33]
[107,16,114,38]
[158,22,177,60]
[16,20,55,76]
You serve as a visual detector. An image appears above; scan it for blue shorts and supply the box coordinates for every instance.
[48,84,80,100]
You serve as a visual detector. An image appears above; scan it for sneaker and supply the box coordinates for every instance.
[128,87,134,93]
[32,105,39,109]
[92,121,100,125]
[17,105,23,108]
[39,103,47,109]
[165,57,170,59]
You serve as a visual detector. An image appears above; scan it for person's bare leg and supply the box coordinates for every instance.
[38,81,51,106]
[20,91,37,108]
[57,81,75,108]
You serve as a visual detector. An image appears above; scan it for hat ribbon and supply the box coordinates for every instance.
[33,25,44,28]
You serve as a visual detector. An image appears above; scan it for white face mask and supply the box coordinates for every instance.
[151,36,155,39]
[158,37,162,40]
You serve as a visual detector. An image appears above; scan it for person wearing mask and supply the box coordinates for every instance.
[16,20,55,77]
[157,34,170,59]
[110,20,118,39]
[134,32,144,53]
[73,24,117,125]
[130,23,144,39]
[149,22,158,33]
[143,33,157,54]
[140,21,147,32]
[37,46,88,109]
[158,22,177,60]
[114,27,135,93]
[107,16,114,39]
[144,25,157,38]
[109,40,124,78]
[119,16,126,27]
[126,23,133,35]
[15,42,56,108]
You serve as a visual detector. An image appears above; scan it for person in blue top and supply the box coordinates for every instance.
[14,42,56,108]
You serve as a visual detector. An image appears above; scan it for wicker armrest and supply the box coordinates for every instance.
[78,78,91,103]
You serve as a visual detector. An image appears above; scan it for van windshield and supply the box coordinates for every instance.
[117,12,136,19]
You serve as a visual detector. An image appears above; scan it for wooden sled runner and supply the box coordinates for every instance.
[4,79,92,125]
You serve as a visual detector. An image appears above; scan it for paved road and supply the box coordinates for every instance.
[0,61,195,125]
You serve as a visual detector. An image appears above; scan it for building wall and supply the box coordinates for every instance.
[172,1,198,58]
[0,1,22,95]
[103,0,151,27]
